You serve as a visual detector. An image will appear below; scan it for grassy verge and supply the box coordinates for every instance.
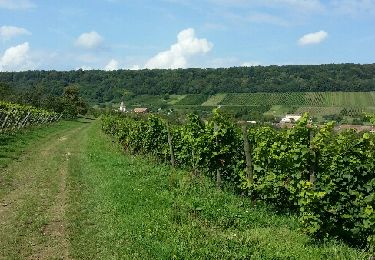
[67,121,370,259]
[0,121,85,198]
[0,120,83,168]
[0,119,91,259]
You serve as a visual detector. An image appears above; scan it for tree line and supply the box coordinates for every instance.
[1,63,375,104]
[0,82,87,118]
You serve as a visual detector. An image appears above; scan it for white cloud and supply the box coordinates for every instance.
[129,65,140,70]
[242,61,261,67]
[0,42,33,71]
[298,30,328,45]
[0,0,35,9]
[104,59,119,71]
[0,26,31,40]
[75,31,103,49]
[145,28,213,69]
[75,65,93,71]
[205,57,262,68]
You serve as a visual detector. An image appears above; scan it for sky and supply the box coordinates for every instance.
[0,0,374,71]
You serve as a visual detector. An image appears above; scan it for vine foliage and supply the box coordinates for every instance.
[102,111,375,250]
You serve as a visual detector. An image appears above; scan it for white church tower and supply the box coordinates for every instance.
[119,101,126,112]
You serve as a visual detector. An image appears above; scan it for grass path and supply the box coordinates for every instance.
[0,120,90,259]
[0,120,371,259]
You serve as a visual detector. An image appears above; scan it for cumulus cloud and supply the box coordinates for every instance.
[104,59,119,71]
[145,28,213,69]
[242,61,261,67]
[75,31,103,49]
[75,65,93,71]
[206,58,261,68]
[0,42,33,71]
[129,65,140,70]
[298,30,328,46]
[0,25,31,40]
[0,0,35,9]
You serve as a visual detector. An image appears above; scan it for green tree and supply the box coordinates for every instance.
[62,85,88,118]
[0,82,15,101]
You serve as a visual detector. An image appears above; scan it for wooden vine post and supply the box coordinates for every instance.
[1,114,9,130]
[19,112,31,129]
[167,122,175,168]
[214,122,221,189]
[309,127,316,185]
[241,124,254,184]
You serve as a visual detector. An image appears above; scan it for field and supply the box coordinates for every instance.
[119,91,375,121]
[201,94,227,106]
[220,92,375,107]
[0,119,372,259]
[167,94,186,105]
[175,94,209,105]
[294,106,344,117]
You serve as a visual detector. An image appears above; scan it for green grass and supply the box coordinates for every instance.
[168,95,186,105]
[175,94,209,105]
[0,120,82,169]
[0,119,371,259]
[66,121,371,259]
[322,92,375,107]
[264,105,294,117]
[0,119,91,259]
[295,106,344,117]
[202,94,227,106]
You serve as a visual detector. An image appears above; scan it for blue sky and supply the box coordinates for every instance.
[0,0,374,71]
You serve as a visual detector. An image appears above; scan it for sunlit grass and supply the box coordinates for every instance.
[66,121,370,259]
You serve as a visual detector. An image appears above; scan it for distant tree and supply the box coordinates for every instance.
[363,113,375,125]
[323,114,343,123]
[0,82,14,101]
[62,85,88,118]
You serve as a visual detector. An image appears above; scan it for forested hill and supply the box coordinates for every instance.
[1,63,375,103]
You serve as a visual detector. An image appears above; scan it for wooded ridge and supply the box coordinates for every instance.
[1,64,375,104]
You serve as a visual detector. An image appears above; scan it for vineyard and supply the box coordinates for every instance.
[0,101,61,133]
[295,106,343,117]
[220,92,375,107]
[175,94,209,105]
[201,94,227,106]
[221,93,307,106]
[102,111,375,251]
[117,92,375,121]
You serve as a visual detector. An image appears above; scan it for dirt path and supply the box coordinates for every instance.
[0,122,90,260]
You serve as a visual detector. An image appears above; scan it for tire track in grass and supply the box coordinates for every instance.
[0,121,91,259]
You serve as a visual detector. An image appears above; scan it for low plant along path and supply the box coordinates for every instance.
[0,120,371,259]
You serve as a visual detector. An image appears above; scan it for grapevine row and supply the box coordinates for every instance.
[102,111,375,250]
[0,101,62,133]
